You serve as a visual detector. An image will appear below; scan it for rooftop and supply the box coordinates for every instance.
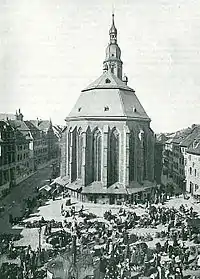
[68,71,150,121]
[180,125,200,147]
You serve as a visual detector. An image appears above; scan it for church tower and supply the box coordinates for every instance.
[103,14,123,79]
[60,14,155,204]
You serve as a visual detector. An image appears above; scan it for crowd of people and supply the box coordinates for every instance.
[0,241,47,279]
[1,184,200,279]
[95,204,200,278]
[47,193,200,279]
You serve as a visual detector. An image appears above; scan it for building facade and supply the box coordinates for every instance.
[154,138,165,185]
[0,110,61,197]
[0,120,16,196]
[186,140,200,194]
[9,110,34,183]
[160,125,200,194]
[60,15,155,204]
[28,119,61,171]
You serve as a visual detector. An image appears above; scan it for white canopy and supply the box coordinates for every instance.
[39,185,51,192]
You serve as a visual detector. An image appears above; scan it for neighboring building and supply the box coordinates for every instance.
[26,120,48,170]
[0,110,61,196]
[154,134,167,185]
[162,135,188,191]
[59,15,155,204]
[29,119,61,172]
[180,124,200,172]
[161,125,200,193]
[186,139,200,194]
[9,110,34,184]
[0,120,16,196]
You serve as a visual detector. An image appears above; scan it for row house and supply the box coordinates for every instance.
[161,132,191,191]
[0,110,61,196]
[161,125,200,193]
[0,120,16,196]
[181,126,200,194]
[28,119,61,172]
[9,110,34,184]
[25,120,48,171]
[154,134,168,185]
[186,141,200,195]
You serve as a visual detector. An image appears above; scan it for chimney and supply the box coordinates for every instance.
[16,108,23,121]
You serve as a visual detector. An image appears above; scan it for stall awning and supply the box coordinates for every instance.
[51,176,69,187]
[39,185,51,192]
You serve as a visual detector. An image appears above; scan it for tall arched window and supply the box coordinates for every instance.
[108,129,119,185]
[129,130,135,181]
[140,130,147,180]
[77,130,83,179]
[67,130,72,176]
[71,128,77,182]
[93,130,102,181]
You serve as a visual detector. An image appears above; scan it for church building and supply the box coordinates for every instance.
[59,15,155,204]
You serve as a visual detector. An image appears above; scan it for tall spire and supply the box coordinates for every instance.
[109,13,117,44]
[103,13,123,80]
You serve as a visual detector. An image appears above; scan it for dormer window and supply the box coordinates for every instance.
[78,107,82,112]
[105,78,111,84]
[193,140,199,149]
[132,107,137,112]
[104,106,109,111]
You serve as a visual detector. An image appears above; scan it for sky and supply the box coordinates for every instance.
[0,0,200,133]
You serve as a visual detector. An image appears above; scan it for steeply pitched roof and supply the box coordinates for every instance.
[68,71,150,121]
[187,140,200,155]
[180,125,200,147]
[52,125,62,138]
[37,120,51,132]
[29,120,51,132]
[156,134,168,143]
[25,121,39,131]
[9,120,32,140]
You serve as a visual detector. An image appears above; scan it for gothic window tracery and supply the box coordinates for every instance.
[108,128,119,185]
[77,129,83,179]
[129,130,135,181]
[71,128,77,182]
[93,129,102,181]
[139,129,147,180]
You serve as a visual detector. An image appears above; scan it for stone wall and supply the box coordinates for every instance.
[60,118,155,188]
